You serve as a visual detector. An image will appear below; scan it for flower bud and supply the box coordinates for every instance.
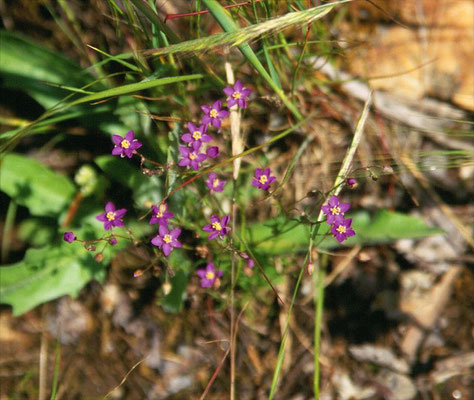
[162,281,172,295]
[133,269,144,278]
[347,178,357,189]
[307,262,314,276]
[206,146,219,159]
[95,253,104,262]
[109,238,118,246]
[85,244,96,251]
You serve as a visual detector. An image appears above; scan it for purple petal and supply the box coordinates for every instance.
[191,141,202,151]
[223,87,234,96]
[321,204,330,214]
[234,80,243,91]
[203,224,213,232]
[96,213,107,222]
[159,225,168,236]
[151,236,163,246]
[105,202,115,213]
[181,133,193,143]
[125,130,135,141]
[197,269,206,278]
[201,105,210,114]
[208,232,219,240]
[222,215,230,226]
[201,134,213,143]
[172,240,182,248]
[112,146,123,156]
[179,146,190,156]
[339,203,350,213]
[114,208,127,218]
[241,88,252,97]
[162,243,172,256]
[112,135,123,145]
[170,228,181,239]
[212,118,222,129]
[187,122,198,132]
[255,168,263,178]
[212,100,222,110]
[113,220,124,228]
[218,110,229,118]
[328,195,339,207]
[227,98,238,108]
[131,141,142,151]
[201,115,211,125]
[104,221,113,231]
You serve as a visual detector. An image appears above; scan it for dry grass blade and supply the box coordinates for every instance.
[144,1,351,57]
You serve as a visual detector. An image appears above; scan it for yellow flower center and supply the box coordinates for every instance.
[232,91,241,99]
[213,179,220,188]
[259,175,268,184]
[163,234,172,243]
[336,225,347,234]
[330,206,341,215]
[192,131,202,140]
[210,109,218,118]
[212,222,222,231]
[205,271,215,280]
[189,152,197,160]
[121,139,130,149]
[106,212,115,221]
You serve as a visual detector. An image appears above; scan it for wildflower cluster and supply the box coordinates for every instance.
[62,80,263,290]
[321,195,355,243]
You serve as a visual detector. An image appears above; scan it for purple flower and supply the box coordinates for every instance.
[203,215,231,240]
[178,142,207,170]
[111,130,142,158]
[223,80,252,109]
[196,262,223,288]
[151,225,182,256]
[181,122,213,146]
[331,217,356,243]
[201,100,229,129]
[206,146,219,159]
[96,202,127,231]
[206,172,226,193]
[63,232,76,243]
[251,168,276,191]
[149,202,174,226]
[321,195,350,225]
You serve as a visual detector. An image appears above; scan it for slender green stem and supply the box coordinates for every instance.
[202,0,303,121]
[311,92,372,398]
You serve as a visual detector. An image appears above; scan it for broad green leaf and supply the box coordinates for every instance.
[245,210,444,254]
[0,153,76,217]
[0,244,104,316]
[0,30,103,109]
[0,219,129,316]
[95,155,163,207]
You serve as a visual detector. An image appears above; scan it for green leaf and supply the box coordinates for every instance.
[0,30,103,109]
[0,153,76,217]
[161,250,191,313]
[0,244,105,316]
[245,210,444,254]
[95,155,163,207]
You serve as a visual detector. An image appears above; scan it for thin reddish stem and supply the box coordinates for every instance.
[165,0,264,22]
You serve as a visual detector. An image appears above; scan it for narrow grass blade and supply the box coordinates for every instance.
[49,342,61,400]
